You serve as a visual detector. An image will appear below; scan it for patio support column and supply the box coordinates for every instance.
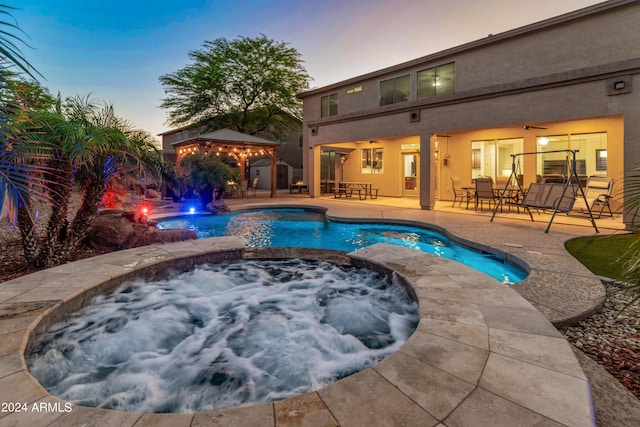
[420,132,436,210]
[266,148,278,198]
[308,144,320,198]
[229,153,246,180]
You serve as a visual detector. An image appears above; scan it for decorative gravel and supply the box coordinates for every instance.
[560,279,640,399]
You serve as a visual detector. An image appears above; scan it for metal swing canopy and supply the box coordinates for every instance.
[172,128,281,198]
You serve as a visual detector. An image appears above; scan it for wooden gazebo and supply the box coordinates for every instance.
[172,128,281,198]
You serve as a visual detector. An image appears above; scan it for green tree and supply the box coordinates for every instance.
[179,152,236,209]
[0,69,55,111]
[159,34,310,141]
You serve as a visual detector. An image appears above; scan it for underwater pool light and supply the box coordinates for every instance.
[189,207,196,214]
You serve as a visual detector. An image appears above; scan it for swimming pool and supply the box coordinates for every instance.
[157,208,526,284]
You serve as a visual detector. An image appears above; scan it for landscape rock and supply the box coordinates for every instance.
[560,280,640,400]
[88,212,135,250]
[207,199,230,215]
[128,223,198,248]
[88,211,197,250]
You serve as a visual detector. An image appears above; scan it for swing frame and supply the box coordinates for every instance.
[489,149,599,233]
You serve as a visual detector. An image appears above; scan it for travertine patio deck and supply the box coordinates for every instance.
[0,198,608,426]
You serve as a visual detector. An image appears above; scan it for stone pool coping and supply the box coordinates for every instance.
[0,237,594,426]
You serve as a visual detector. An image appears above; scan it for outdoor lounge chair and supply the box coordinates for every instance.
[573,176,614,218]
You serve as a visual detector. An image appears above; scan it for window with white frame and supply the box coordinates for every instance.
[536,132,607,178]
[471,138,523,180]
[361,147,384,174]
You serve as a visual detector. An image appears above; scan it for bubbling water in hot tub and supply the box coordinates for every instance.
[27,259,419,413]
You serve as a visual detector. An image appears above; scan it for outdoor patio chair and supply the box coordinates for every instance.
[247,177,259,196]
[573,176,614,218]
[474,177,498,211]
[450,177,472,209]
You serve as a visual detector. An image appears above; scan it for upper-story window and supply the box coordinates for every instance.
[379,74,409,106]
[418,62,455,98]
[321,93,338,117]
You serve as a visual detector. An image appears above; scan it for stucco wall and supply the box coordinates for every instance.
[301,1,640,121]
[300,0,640,222]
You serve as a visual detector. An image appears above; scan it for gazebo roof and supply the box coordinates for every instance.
[171,128,280,148]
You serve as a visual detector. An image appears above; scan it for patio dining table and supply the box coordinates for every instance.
[337,181,377,200]
[462,186,475,209]
[289,182,309,193]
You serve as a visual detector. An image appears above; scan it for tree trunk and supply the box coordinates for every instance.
[214,186,224,201]
[34,162,73,268]
[52,179,104,266]
[17,202,40,267]
[198,185,214,208]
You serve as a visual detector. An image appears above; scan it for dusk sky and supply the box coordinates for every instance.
[15,0,603,143]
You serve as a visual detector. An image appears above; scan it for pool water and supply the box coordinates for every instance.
[158,209,526,284]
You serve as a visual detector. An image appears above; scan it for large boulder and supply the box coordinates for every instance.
[88,212,197,250]
[88,213,135,250]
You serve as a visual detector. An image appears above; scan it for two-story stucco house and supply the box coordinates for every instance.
[297,0,640,225]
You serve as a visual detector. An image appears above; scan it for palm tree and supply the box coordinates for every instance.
[1,5,53,225]
[620,165,640,311]
[18,96,166,267]
[54,107,166,265]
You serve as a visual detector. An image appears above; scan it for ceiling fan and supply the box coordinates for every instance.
[523,125,548,130]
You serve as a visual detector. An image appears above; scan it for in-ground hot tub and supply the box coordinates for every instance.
[26,248,419,413]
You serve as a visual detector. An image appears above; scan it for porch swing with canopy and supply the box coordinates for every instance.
[489,150,599,233]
